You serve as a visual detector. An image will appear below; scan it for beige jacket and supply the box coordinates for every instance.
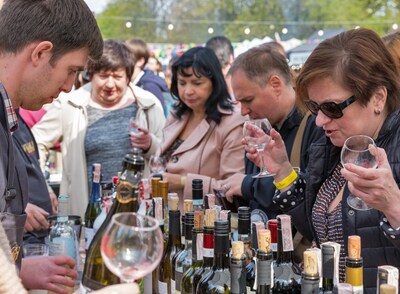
[32,83,165,217]
[160,107,245,207]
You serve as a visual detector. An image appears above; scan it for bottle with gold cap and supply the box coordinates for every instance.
[181,210,204,294]
[158,194,182,294]
[230,241,246,294]
[193,208,217,292]
[301,250,319,293]
[256,229,273,294]
[345,235,363,294]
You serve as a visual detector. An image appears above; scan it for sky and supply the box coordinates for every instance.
[84,0,110,14]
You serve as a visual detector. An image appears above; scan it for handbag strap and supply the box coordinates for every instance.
[290,111,311,168]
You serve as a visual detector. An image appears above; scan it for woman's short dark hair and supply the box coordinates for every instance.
[170,47,233,124]
[296,28,400,114]
[86,40,135,84]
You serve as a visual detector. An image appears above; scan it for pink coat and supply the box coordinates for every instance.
[161,107,246,206]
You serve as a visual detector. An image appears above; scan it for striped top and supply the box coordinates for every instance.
[312,164,347,282]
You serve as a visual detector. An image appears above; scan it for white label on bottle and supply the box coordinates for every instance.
[352,286,363,294]
[84,227,95,251]
[171,279,176,293]
[271,243,277,252]
[49,237,76,259]
[279,215,294,251]
[203,248,214,258]
[158,280,168,294]
[196,233,204,260]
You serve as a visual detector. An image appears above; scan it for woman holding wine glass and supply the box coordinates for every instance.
[159,47,245,210]
[246,28,400,292]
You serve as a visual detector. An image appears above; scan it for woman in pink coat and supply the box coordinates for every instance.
[160,47,245,207]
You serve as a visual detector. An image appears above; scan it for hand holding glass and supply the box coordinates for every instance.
[243,119,275,178]
[100,213,164,283]
[341,135,377,210]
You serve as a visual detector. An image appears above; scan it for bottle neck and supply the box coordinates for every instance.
[214,232,230,269]
[192,228,203,262]
[276,221,294,264]
[90,182,101,203]
[202,227,214,267]
[168,210,181,246]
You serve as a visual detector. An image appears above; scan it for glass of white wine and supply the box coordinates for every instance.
[243,118,275,178]
[341,135,377,211]
[100,212,164,283]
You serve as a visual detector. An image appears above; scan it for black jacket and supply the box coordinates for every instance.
[286,110,400,293]
[241,108,324,220]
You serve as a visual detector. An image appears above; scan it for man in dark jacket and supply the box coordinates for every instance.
[220,46,324,222]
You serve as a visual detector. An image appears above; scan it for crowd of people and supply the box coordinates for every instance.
[0,0,400,293]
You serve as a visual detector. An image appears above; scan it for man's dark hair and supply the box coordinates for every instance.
[0,0,103,64]
[205,36,234,69]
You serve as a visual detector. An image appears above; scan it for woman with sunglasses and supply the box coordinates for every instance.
[246,28,400,292]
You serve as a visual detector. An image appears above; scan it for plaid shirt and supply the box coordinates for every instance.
[0,83,18,132]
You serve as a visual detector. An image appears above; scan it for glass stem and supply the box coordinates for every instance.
[258,150,267,173]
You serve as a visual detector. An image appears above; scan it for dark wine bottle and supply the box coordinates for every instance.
[272,214,301,293]
[301,250,319,294]
[193,208,217,293]
[84,163,102,251]
[175,211,194,294]
[181,211,204,294]
[158,195,181,294]
[230,241,246,294]
[197,219,231,294]
[81,152,144,291]
[238,206,255,292]
[345,236,363,294]
[321,242,340,293]
[256,229,273,294]
[192,179,204,211]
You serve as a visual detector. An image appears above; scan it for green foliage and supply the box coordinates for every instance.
[95,0,400,42]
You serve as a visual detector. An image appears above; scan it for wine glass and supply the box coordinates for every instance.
[100,212,164,283]
[243,118,275,178]
[149,155,167,175]
[341,135,377,210]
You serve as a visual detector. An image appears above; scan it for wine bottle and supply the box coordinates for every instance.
[272,214,301,293]
[332,283,353,293]
[230,241,246,294]
[175,211,195,294]
[197,219,231,294]
[192,179,203,211]
[301,250,319,294]
[49,194,76,294]
[267,219,278,261]
[193,208,217,293]
[159,180,169,236]
[84,163,102,251]
[377,265,399,294]
[158,195,181,294]
[345,236,363,294]
[81,152,144,291]
[238,206,255,292]
[321,242,341,293]
[181,210,204,294]
[255,229,273,294]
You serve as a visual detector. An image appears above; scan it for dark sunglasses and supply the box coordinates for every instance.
[305,95,357,119]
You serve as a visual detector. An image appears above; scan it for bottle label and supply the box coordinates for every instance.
[84,227,95,251]
[271,243,277,252]
[154,198,164,222]
[49,236,76,259]
[158,280,168,294]
[203,248,214,258]
[280,216,294,251]
[116,181,138,203]
[196,233,204,260]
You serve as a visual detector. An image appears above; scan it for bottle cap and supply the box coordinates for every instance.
[304,250,319,275]
[232,241,245,259]
[169,194,179,211]
[348,235,361,259]
[238,206,251,220]
[184,199,193,213]
[379,284,396,294]
[257,229,271,251]
[267,219,278,243]
[214,219,229,235]
[194,211,204,229]
[159,181,169,203]
[151,178,160,198]
[205,209,217,227]
[123,151,144,167]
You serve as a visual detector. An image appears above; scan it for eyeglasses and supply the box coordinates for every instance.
[305,95,357,119]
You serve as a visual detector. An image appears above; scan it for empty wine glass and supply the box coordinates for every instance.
[243,118,275,178]
[149,155,167,175]
[341,135,377,210]
[100,212,164,283]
